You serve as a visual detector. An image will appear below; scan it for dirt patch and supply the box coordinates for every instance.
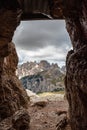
[28,94,71,130]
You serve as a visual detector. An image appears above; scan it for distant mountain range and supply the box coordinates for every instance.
[17,60,66,93]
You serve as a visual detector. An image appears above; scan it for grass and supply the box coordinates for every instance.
[37,91,65,97]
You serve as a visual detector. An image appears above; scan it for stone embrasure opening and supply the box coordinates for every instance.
[0,0,87,130]
[12,19,71,130]
[12,20,71,94]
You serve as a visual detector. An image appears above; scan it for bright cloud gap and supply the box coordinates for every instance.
[12,20,71,67]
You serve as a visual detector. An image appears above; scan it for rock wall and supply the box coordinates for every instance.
[0,1,30,129]
[65,0,87,130]
[50,0,87,129]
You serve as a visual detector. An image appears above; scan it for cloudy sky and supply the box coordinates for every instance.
[13,20,72,67]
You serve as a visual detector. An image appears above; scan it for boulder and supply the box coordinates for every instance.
[26,89,48,107]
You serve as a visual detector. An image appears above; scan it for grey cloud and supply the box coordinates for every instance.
[13,20,71,51]
[13,20,72,66]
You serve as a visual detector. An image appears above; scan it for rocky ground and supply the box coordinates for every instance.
[26,90,71,130]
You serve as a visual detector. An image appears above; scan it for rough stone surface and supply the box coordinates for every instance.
[0,109,30,130]
[0,2,30,129]
[0,41,29,119]
[0,41,30,129]
[50,0,87,129]
[65,0,87,130]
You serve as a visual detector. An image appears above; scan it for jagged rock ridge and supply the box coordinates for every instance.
[17,61,65,93]
[17,60,62,78]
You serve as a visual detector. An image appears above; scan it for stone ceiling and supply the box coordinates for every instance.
[18,0,64,20]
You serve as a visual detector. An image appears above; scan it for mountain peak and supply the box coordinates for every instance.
[16,60,65,93]
[17,60,63,78]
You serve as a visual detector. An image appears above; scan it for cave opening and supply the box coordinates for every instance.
[12,20,71,96]
[11,19,72,129]
[0,0,87,130]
